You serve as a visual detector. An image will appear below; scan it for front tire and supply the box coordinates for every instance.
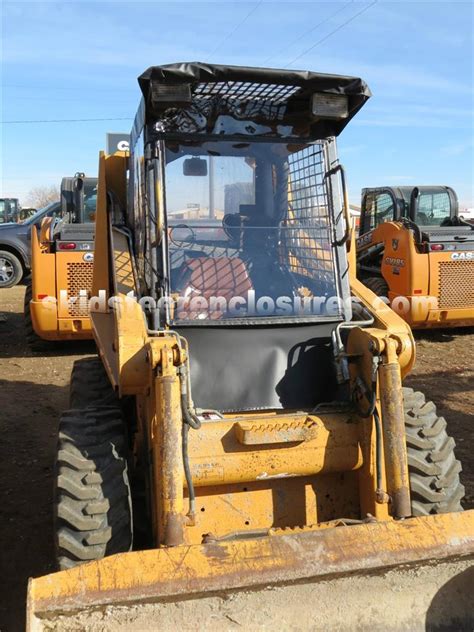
[404,388,465,515]
[363,276,389,298]
[55,406,133,570]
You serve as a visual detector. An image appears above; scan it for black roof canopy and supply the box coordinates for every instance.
[136,62,371,141]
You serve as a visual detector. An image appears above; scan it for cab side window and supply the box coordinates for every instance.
[416,192,451,226]
[361,192,375,233]
[362,191,395,233]
[374,193,394,226]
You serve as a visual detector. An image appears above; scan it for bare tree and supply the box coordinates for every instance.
[25,185,59,208]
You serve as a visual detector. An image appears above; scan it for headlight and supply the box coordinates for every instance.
[150,81,192,107]
[312,93,349,119]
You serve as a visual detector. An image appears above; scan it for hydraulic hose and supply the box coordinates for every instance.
[181,422,196,518]
[180,367,201,430]
[373,408,383,498]
[352,359,384,498]
[181,393,201,429]
[179,364,201,520]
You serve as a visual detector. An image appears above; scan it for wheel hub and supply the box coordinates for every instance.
[0,257,14,283]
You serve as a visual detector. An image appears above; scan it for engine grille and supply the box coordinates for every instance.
[66,262,93,317]
[438,261,474,309]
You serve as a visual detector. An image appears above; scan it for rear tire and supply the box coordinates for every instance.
[55,406,133,570]
[364,276,389,298]
[0,249,23,288]
[70,356,118,408]
[24,280,53,352]
[404,387,465,515]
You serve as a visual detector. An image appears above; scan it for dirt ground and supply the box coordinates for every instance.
[0,284,473,632]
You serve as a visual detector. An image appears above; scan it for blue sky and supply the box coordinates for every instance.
[1,0,473,208]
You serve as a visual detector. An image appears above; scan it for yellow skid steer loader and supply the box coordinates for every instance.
[356,185,474,329]
[27,63,473,631]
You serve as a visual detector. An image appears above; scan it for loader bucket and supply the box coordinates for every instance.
[27,511,474,631]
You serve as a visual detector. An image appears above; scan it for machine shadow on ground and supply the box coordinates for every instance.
[0,378,70,632]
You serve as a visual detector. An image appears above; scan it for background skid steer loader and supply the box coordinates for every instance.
[25,174,97,349]
[356,185,474,329]
[27,63,473,631]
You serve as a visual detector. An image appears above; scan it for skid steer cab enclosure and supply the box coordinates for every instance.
[25,174,98,349]
[357,185,474,329]
[27,63,473,631]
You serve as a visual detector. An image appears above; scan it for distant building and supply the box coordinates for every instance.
[224,182,254,215]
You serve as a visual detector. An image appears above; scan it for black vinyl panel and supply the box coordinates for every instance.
[178,323,338,412]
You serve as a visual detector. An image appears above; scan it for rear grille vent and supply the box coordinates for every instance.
[66,262,93,317]
[438,261,474,309]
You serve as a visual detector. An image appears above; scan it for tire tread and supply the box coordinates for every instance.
[55,406,132,570]
[404,387,465,515]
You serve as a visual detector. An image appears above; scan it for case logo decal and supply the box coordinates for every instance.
[451,252,474,260]
[357,231,373,248]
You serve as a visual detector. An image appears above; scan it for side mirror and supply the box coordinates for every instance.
[73,176,84,193]
[409,187,419,220]
[183,158,208,177]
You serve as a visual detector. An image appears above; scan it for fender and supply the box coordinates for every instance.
[0,237,30,268]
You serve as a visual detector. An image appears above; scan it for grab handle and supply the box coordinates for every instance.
[324,163,351,246]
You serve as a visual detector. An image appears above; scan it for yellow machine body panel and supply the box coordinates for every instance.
[29,216,94,341]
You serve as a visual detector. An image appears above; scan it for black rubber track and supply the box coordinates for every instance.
[23,280,53,352]
[363,276,389,298]
[69,356,118,409]
[55,406,133,570]
[404,387,465,515]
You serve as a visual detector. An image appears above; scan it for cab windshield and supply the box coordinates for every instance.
[164,139,341,322]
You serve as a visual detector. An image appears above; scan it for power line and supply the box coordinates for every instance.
[263,1,353,66]
[208,1,263,58]
[3,3,374,126]
[2,117,133,124]
[3,83,137,93]
[287,0,378,66]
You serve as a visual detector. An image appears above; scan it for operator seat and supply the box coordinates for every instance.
[240,213,296,299]
[175,256,253,320]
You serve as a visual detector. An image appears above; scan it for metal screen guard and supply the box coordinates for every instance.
[285,138,351,322]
